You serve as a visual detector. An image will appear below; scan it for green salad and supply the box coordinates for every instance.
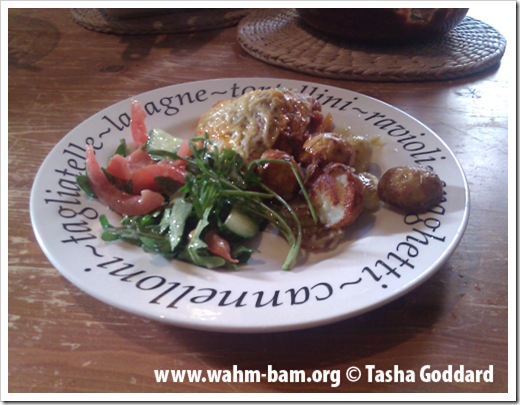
[78,128,316,270]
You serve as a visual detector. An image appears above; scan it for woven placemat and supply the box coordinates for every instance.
[237,9,507,82]
[71,8,253,35]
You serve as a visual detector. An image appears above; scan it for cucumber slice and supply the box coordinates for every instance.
[223,207,260,239]
[146,128,184,154]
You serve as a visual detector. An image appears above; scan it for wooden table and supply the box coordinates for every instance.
[7,7,513,399]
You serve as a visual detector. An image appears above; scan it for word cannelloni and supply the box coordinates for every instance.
[90,256,337,309]
[84,195,448,312]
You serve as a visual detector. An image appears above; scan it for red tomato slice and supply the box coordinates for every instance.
[105,154,131,181]
[131,99,148,148]
[86,146,164,216]
[131,160,187,194]
[106,148,155,181]
[204,231,238,263]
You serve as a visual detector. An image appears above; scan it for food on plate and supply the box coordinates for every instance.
[356,171,380,212]
[255,149,302,201]
[308,163,364,229]
[196,88,330,161]
[298,132,355,167]
[85,145,165,217]
[281,197,344,251]
[336,130,375,173]
[377,165,444,213]
[78,88,444,270]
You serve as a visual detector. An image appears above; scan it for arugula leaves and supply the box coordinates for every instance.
[84,134,316,270]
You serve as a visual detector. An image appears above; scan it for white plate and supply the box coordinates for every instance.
[30,78,469,333]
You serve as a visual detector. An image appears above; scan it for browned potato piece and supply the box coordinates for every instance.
[377,166,443,213]
[256,149,301,201]
[298,133,355,167]
[280,197,344,251]
[309,163,364,229]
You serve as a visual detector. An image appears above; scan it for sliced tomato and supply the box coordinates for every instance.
[131,99,148,148]
[131,159,187,194]
[105,154,131,182]
[86,145,164,216]
[106,148,155,182]
[128,147,156,166]
[204,231,238,263]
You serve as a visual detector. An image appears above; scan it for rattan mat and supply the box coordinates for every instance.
[237,9,507,82]
[71,8,252,35]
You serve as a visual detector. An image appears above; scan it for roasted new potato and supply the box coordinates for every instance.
[256,149,301,201]
[298,132,356,167]
[377,165,443,213]
[309,162,364,229]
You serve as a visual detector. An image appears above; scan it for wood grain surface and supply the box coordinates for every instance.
[6,7,513,398]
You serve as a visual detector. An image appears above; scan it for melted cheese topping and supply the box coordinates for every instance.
[196,89,313,162]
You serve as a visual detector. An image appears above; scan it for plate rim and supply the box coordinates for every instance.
[29,77,470,333]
